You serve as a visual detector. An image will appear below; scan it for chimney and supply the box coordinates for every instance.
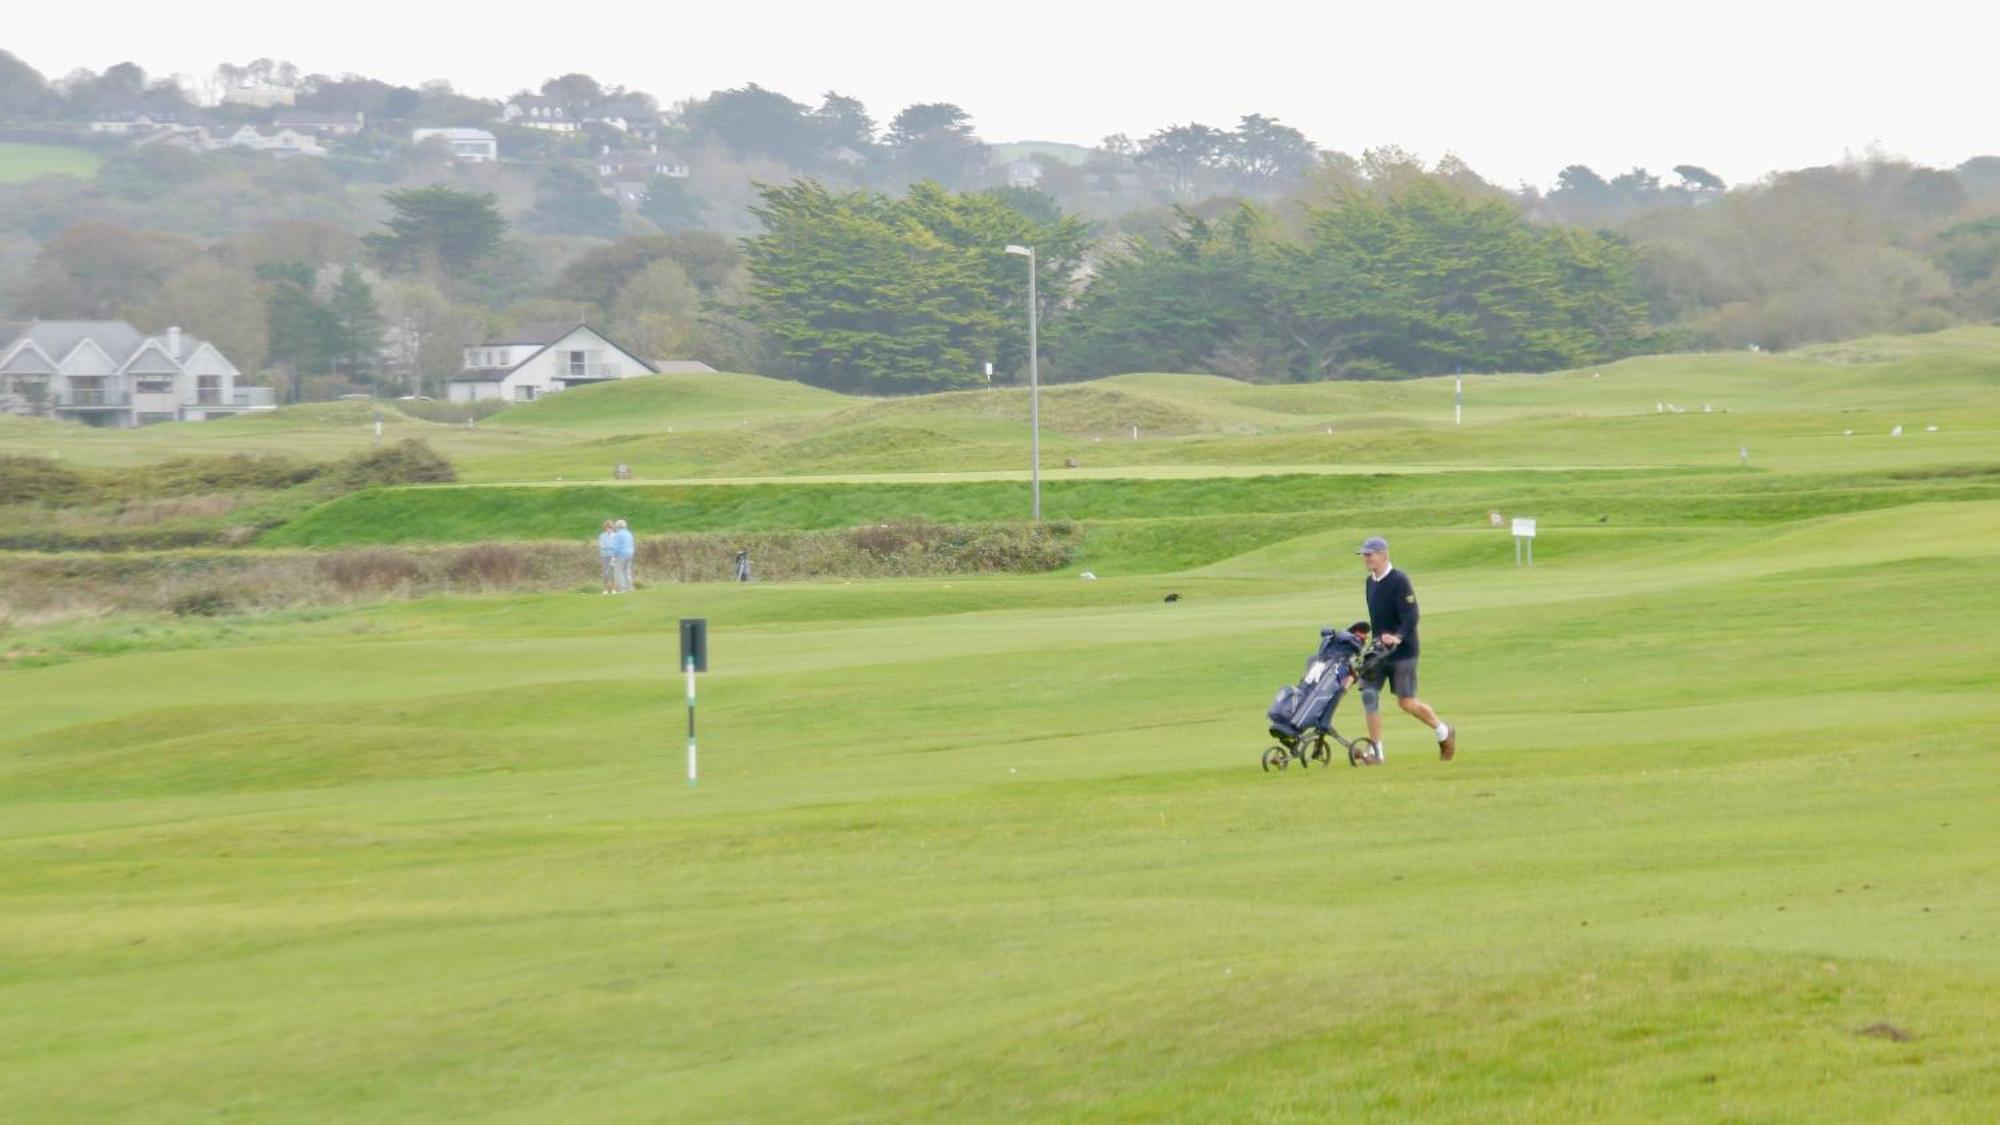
[168,326,182,358]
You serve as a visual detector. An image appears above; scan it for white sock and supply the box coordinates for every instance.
[1435,722,1451,739]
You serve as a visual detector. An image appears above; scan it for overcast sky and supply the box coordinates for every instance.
[8,0,1996,188]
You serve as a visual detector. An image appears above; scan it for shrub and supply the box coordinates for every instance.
[170,589,232,617]
[317,548,424,592]
[150,453,322,496]
[332,439,457,490]
[446,543,538,589]
[0,456,91,505]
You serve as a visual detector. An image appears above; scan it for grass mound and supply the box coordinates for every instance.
[488,371,848,431]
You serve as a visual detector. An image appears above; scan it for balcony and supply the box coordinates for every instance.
[60,390,132,409]
[559,365,626,381]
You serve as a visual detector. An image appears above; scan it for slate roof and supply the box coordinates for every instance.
[0,321,219,370]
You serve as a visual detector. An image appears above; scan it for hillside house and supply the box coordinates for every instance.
[500,96,579,132]
[446,323,657,404]
[272,111,365,137]
[0,321,273,428]
[216,125,329,157]
[594,144,689,181]
[411,128,498,162]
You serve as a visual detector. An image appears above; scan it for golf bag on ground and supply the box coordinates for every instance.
[1267,628,1364,740]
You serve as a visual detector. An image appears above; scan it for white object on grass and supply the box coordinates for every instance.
[1079,571,1097,581]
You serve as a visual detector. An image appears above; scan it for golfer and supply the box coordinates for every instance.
[613,519,636,593]
[597,519,619,595]
[1355,535,1456,761]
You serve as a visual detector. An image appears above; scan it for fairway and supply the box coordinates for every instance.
[3,340,1998,1119]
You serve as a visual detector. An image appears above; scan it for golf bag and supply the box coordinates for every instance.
[1267,628,1365,740]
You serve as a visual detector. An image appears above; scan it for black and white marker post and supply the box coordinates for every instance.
[679,618,708,786]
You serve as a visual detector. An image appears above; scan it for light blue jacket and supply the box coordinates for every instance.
[598,531,618,557]
[613,528,636,558]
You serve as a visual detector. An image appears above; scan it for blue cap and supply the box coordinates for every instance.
[1355,535,1389,555]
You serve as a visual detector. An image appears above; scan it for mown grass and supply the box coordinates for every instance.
[3,499,1997,1119]
[3,334,1999,1119]
[259,465,2000,548]
[0,141,101,182]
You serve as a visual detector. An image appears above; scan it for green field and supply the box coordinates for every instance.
[0,141,102,183]
[3,334,1998,1119]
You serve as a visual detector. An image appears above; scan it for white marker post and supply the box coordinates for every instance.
[1455,374,1463,426]
[679,618,708,787]
[1512,517,1537,567]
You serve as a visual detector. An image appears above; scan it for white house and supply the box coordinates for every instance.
[272,111,365,137]
[411,128,498,163]
[500,96,579,132]
[221,81,296,108]
[215,125,329,157]
[0,321,274,428]
[594,144,689,180]
[447,323,658,404]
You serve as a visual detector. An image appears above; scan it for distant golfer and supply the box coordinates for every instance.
[1355,536,1456,761]
[597,519,619,595]
[613,518,636,593]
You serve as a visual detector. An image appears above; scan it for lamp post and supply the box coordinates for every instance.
[1004,243,1040,521]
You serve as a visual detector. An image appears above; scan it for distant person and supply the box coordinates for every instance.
[597,519,618,595]
[1354,536,1456,762]
[613,518,636,593]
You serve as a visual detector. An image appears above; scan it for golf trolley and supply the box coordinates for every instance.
[1260,627,1384,772]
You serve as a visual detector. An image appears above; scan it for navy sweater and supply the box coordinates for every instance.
[1364,567,1420,659]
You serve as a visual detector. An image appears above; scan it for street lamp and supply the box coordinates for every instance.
[1004,243,1040,521]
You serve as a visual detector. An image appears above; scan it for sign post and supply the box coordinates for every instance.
[679,618,708,786]
[1455,370,1463,426]
[1512,517,1537,567]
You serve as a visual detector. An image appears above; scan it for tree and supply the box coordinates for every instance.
[885,103,989,188]
[539,73,604,106]
[611,258,703,360]
[814,92,877,159]
[364,185,506,280]
[97,145,210,201]
[258,261,341,396]
[1225,114,1319,190]
[378,282,492,397]
[141,259,270,374]
[1057,178,1648,381]
[328,267,386,383]
[0,50,54,119]
[15,222,199,318]
[522,164,623,238]
[1139,124,1230,197]
[1672,164,1726,193]
[639,175,706,232]
[742,179,1088,391]
[681,84,824,168]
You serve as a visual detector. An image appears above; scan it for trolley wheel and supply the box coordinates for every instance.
[1260,746,1289,772]
[1347,738,1379,767]
[1308,735,1334,767]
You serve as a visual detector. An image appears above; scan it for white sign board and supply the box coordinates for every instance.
[1511,518,1537,539]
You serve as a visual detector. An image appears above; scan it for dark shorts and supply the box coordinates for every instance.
[1360,657,1418,709]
